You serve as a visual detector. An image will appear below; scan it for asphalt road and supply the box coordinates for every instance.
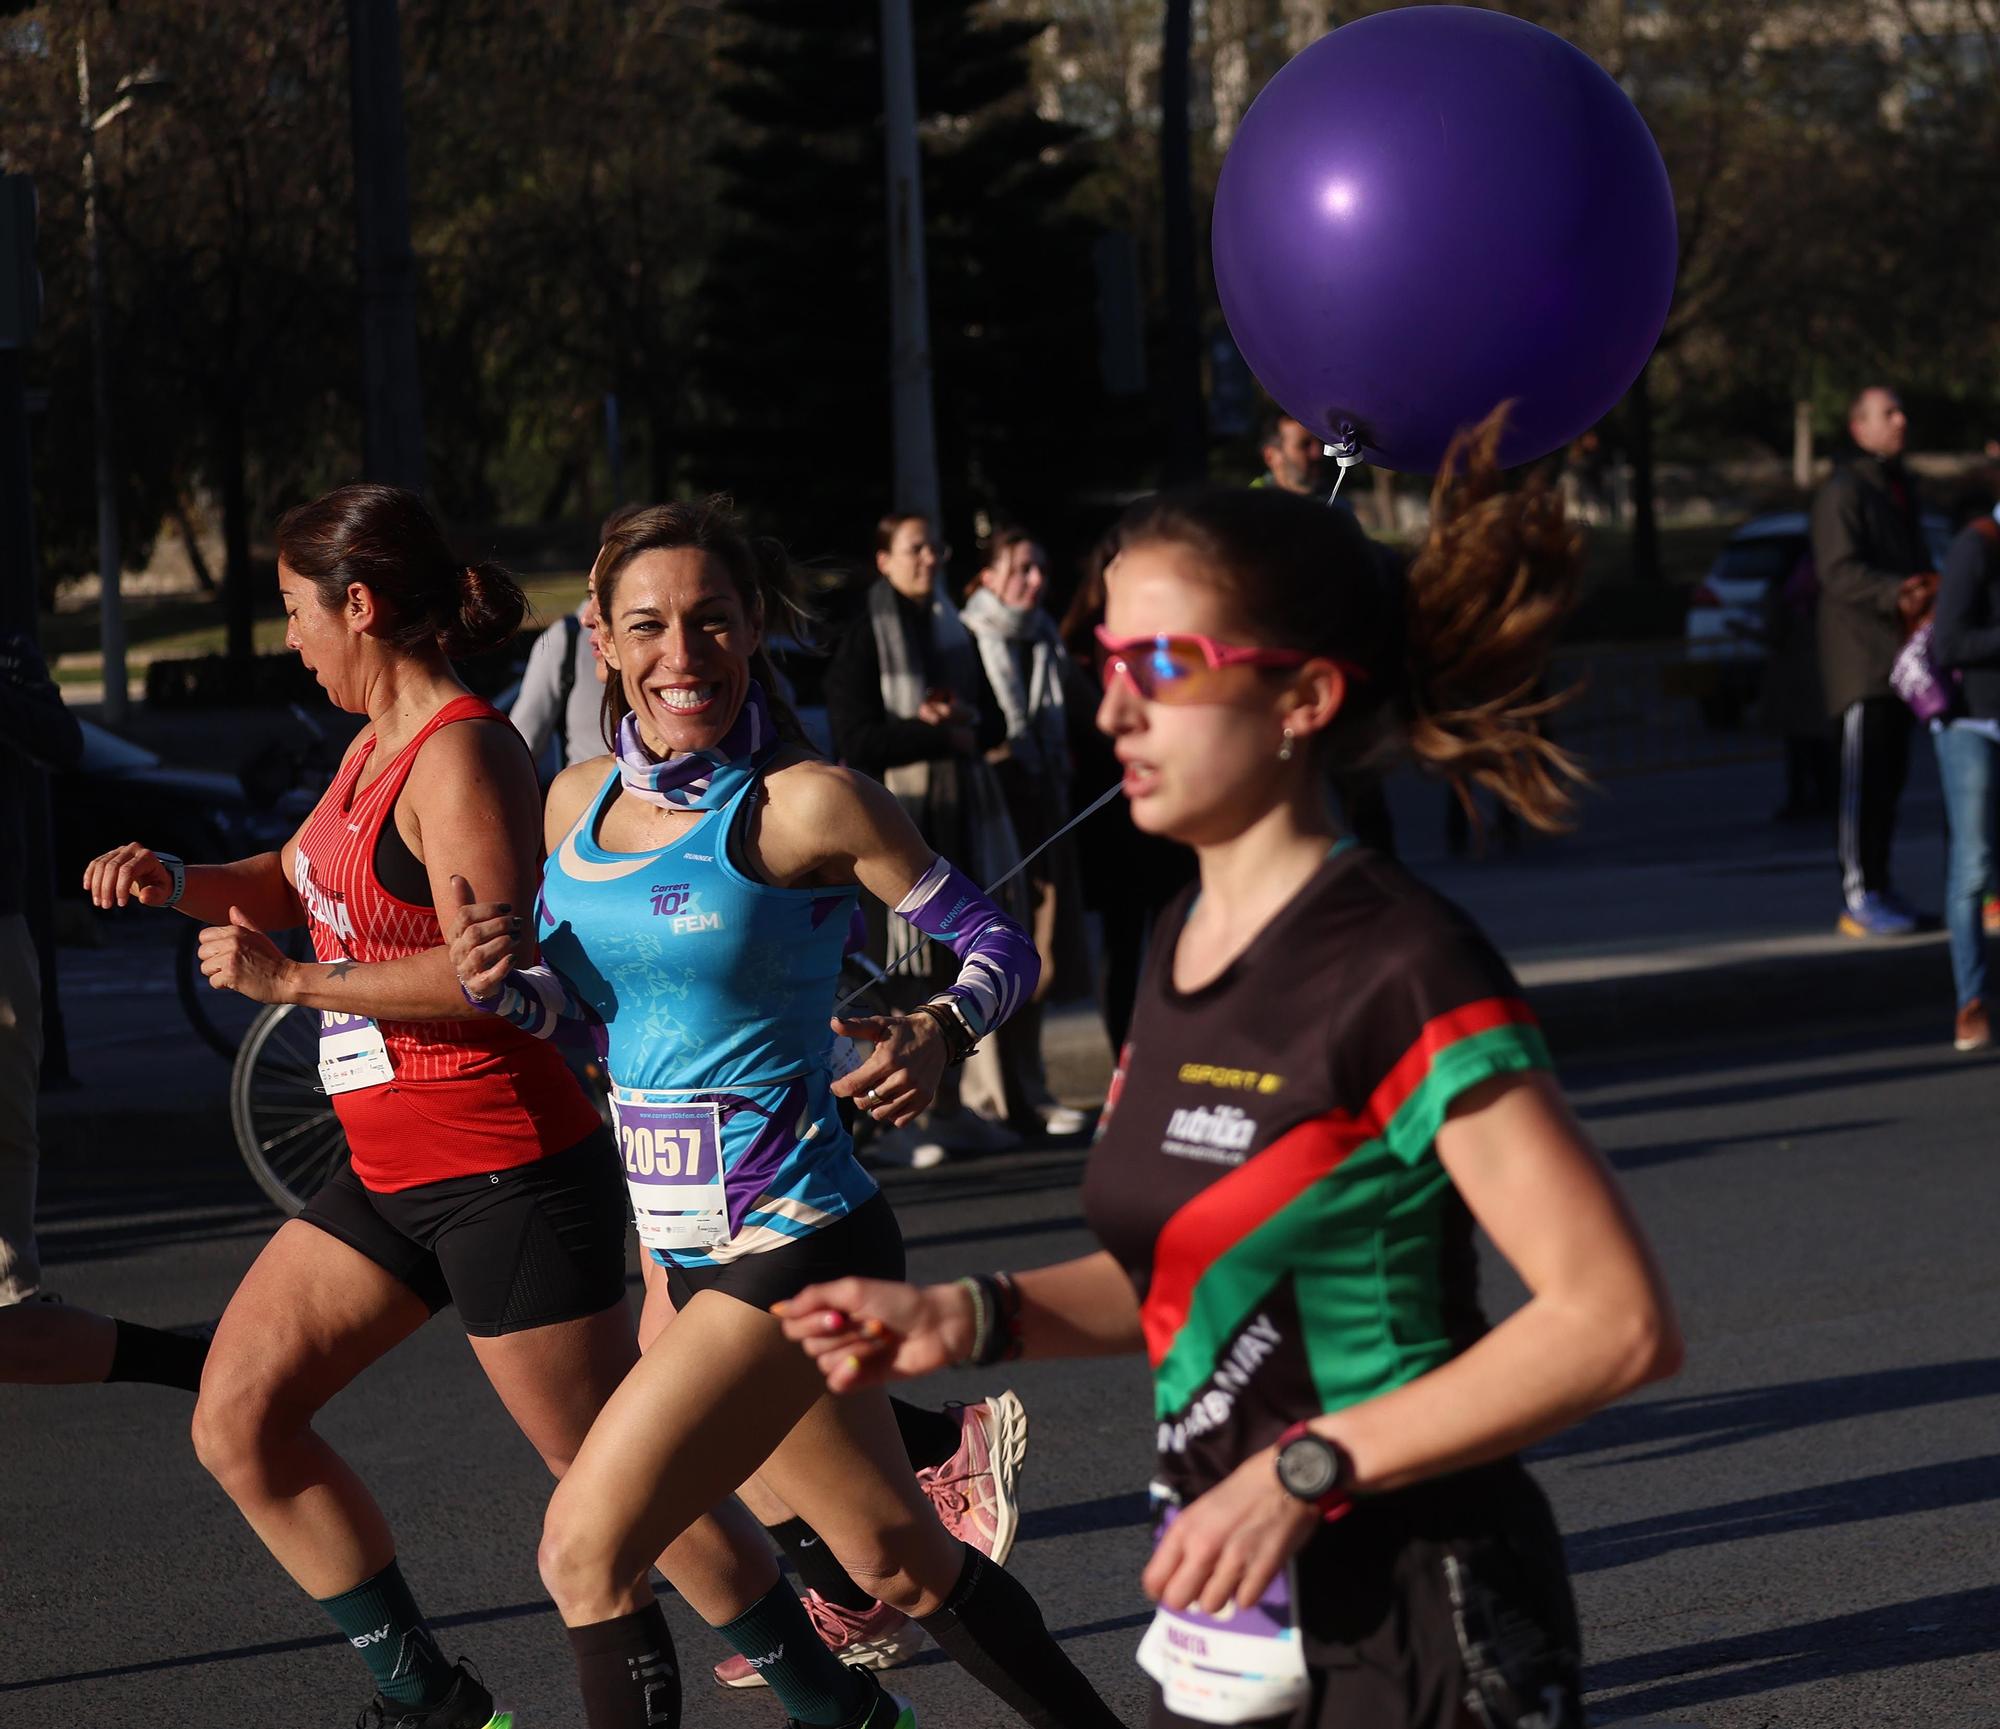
[3,1015,1998,1728]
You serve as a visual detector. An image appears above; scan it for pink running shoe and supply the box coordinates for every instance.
[711,1591,926,1689]
[916,1390,1029,1566]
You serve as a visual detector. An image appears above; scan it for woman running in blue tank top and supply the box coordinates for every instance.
[449,500,1124,1729]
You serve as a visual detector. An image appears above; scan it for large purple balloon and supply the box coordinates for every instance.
[1213,6,1676,474]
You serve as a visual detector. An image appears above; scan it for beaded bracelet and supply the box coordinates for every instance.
[954,1275,992,1366]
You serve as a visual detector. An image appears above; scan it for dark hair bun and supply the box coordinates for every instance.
[442,560,527,658]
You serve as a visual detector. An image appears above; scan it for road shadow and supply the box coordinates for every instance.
[1585,1585,2000,1721]
[1566,1453,2000,1575]
[1018,1490,1150,1545]
[1539,1358,2000,1466]
[1602,1116,1894,1172]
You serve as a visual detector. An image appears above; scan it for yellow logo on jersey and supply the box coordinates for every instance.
[1176,1063,1284,1095]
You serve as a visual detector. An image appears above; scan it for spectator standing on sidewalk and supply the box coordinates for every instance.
[827,512,1023,1163]
[1928,475,2000,1052]
[509,590,603,779]
[960,523,1096,1137]
[1812,385,1937,936]
[0,632,80,1307]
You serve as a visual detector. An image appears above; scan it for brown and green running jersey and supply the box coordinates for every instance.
[1080,843,1550,1503]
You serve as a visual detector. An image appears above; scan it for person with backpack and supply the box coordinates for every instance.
[509,590,603,780]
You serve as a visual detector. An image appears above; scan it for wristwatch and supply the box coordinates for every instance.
[153,851,187,907]
[1274,1421,1354,1517]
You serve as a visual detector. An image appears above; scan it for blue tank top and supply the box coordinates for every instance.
[539,763,877,1264]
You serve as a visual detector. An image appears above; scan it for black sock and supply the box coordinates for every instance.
[918,1544,1124,1729]
[891,1397,962,1472]
[106,1319,209,1392]
[567,1601,681,1729]
[768,1515,876,1613]
[713,1578,873,1726]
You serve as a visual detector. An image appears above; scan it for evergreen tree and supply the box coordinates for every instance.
[697,0,1123,582]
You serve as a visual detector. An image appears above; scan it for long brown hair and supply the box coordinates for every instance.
[590,497,819,754]
[276,483,525,660]
[1114,405,1584,830]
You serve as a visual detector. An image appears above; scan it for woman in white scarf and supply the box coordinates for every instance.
[960,526,1099,1137]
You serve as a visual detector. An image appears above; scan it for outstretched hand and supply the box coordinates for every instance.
[447,873,523,1003]
[772,1277,976,1393]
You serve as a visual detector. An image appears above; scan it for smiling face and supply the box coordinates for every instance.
[599,547,760,758]
[279,560,368,711]
[1097,540,1327,846]
[980,538,1048,612]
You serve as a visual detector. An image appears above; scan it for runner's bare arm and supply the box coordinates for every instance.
[1284,1071,1682,1496]
[776,1251,1143,1393]
[207,721,549,1017]
[81,735,379,927]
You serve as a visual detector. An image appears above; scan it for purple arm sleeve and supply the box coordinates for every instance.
[892,856,1039,1034]
[461,963,593,1043]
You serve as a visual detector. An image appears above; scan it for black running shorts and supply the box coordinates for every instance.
[299,1128,629,1337]
[1148,1459,1582,1729]
[662,1189,905,1313]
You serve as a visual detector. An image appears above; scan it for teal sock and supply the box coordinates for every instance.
[316,1559,457,1711]
[713,1579,873,1726]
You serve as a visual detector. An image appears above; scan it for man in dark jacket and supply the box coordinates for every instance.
[1812,385,1936,936]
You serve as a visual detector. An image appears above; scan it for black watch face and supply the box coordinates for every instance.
[1278,1437,1339,1500]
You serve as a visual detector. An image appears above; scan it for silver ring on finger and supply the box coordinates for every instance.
[864,1087,879,1104]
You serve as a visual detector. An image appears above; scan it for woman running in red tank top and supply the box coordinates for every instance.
[82,486,883,1729]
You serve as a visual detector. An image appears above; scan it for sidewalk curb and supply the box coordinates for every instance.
[1528,930,1954,1062]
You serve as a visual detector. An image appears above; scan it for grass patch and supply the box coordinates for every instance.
[45,570,590,677]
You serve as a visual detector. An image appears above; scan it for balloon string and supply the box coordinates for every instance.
[1322,434,1364,510]
[834,779,1126,1014]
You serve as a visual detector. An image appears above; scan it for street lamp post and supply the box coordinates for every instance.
[76,39,168,730]
[879,0,940,526]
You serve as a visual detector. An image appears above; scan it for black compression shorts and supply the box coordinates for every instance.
[1148,1459,1582,1729]
[299,1127,629,1337]
[662,1189,905,1313]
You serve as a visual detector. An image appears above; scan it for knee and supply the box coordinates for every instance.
[537,1484,629,1622]
[190,1365,291,1498]
[831,1535,950,1621]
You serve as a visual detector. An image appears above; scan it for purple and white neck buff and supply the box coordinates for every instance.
[616,680,776,812]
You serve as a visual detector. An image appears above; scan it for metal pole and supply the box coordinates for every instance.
[1161,0,1207,484]
[879,0,940,524]
[78,36,128,727]
[347,0,426,491]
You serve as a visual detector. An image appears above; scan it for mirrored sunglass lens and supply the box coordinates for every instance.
[1144,638,1206,695]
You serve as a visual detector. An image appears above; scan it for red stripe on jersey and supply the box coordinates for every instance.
[292,694,597,1189]
[1141,1111,1368,1366]
[1137,996,1537,1368]
[1362,996,1538,1133]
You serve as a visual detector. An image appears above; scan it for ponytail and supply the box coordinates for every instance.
[1114,403,1585,830]
[277,483,527,662]
[1401,407,1585,832]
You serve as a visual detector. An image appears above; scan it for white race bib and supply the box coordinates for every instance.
[1136,1514,1309,1724]
[610,1090,728,1252]
[317,1010,394,1096]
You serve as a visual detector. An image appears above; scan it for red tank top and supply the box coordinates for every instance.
[291,694,600,1191]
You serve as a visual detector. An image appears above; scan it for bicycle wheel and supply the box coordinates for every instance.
[231,1001,347,1215]
[180,922,310,1062]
